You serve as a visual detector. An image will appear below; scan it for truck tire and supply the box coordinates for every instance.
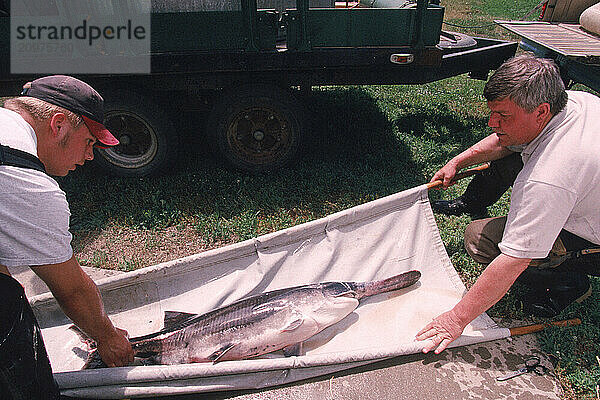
[207,84,303,173]
[93,90,179,177]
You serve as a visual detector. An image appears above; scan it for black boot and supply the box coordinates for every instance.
[431,196,489,219]
[517,269,591,318]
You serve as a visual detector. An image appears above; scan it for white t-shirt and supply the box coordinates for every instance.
[499,91,600,259]
[0,107,73,267]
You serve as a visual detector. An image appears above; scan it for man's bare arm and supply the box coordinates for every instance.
[30,255,133,366]
[430,134,514,188]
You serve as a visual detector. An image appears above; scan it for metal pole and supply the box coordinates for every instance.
[243,0,260,51]
[297,0,311,51]
[414,0,427,50]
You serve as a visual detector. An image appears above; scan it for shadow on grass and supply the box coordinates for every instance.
[59,85,490,242]
[393,103,486,144]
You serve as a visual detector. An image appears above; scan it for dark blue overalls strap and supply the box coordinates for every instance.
[0,144,46,173]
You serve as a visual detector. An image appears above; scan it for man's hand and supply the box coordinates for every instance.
[430,161,459,190]
[415,254,530,354]
[95,327,134,367]
[415,309,466,354]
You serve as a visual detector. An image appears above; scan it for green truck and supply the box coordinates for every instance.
[0,0,517,176]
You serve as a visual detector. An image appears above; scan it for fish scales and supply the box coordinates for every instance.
[81,270,420,368]
[131,287,317,364]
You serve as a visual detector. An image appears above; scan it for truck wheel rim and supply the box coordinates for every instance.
[227,107,293,166]
[99,111,159,169]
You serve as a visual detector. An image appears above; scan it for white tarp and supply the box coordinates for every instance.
[30,185,510,398]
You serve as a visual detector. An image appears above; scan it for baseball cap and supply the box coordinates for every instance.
[20,75,119,147]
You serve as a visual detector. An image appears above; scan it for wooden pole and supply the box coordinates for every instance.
[509,318,581,336]
[426,163,490,190]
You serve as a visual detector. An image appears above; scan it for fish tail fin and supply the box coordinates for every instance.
[353,270,421,299]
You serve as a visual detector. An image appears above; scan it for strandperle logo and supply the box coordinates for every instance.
[15,19,147,47]
[11,0,150,74]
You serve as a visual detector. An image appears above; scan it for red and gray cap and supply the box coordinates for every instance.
[20,75,119,147]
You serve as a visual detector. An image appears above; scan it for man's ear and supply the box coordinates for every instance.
[536,103,552,122]
[48,112,68,139]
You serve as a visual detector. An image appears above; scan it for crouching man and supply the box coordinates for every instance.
[417,54,600,353]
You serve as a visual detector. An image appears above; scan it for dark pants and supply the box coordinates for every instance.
[461,151,524,207]
[0,273,60,400]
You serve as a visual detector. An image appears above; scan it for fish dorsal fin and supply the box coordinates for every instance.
[82,349,107,369]
[209,343,237,363]
[163,311,197,330]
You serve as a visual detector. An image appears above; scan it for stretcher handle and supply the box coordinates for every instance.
[509,318,581,336]
[427,163,490,190]
[580,248,600,256]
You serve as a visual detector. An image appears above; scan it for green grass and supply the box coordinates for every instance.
[53,0,600,397]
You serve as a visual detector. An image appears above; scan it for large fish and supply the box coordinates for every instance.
[80,270,421,368]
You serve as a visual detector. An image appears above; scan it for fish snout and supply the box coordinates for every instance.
[309,296,359,329]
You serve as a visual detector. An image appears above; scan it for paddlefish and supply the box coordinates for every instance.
[80,270,421,368]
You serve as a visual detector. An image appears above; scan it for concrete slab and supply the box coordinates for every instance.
[148,335,562,400]
[12,266,563,399]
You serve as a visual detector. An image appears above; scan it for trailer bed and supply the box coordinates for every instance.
[496,19,600,93]
[496,20,600,62]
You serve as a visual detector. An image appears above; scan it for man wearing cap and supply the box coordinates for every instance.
[0,75,133,398]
